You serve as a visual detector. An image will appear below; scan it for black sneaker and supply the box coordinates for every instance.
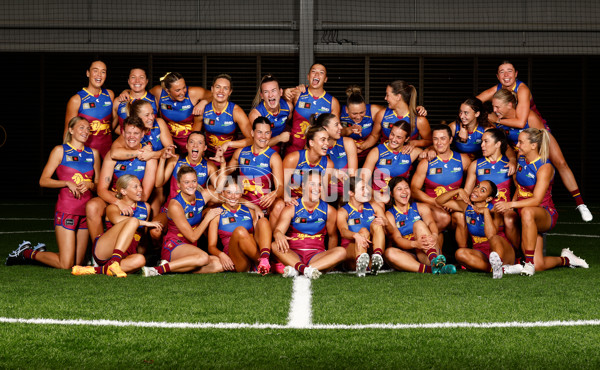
[5,241,33,266]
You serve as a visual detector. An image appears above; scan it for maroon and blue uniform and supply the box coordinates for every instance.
[159,89,194,150]
[474,155,512,203]
[162,190,206,260]
[288,90,334,153]
[289,150,328,198]
[341,202,377,248]
[288,199,329,264]
[453,125,485,158]
[116,92,157,132]
[465,203,494,257]
[340,104,374,159]
[77,88,113,158]
[372,142,413,192]
[379,108,418,143]
[515,155,558,229]
[388,203,422,241]
[255,99,291,153]
[203,102,238,160]
[327,137,348,195]
[161,156,209,214]
[424,152,464,198]
[54,144,95,230]
[238,145,276,209]
[140,120,164,152]
[496,80,546,125]
[496,120,530,148]
[94,201,148,264]
[111,155,147,190]
[217,204,254,254]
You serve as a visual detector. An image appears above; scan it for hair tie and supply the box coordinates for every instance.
[159,72,171,82]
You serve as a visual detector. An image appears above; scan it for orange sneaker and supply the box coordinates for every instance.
[106,262,127,278]
[71,265,96,276]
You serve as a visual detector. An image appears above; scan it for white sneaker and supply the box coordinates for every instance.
[561,248,589,269]
[282,265,299,278]
[576,204,593,222]
[159,259,168,266]
[371,254,384,276]
[141,266,160,277]
[502,264,523,275]
[356,253,369,277]
[303,266,321,280]
[520,262,535,276]
[489,252,503,279]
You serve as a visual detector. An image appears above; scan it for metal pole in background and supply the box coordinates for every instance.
[298,0,314,83]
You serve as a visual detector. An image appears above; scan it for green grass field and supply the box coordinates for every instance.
[0,201,599,369]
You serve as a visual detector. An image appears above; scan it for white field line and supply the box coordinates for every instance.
[1,317,599,330]
[0,218,52,221]
[548,233,600,238]
[287,276,313,328]
[0,230,54,235]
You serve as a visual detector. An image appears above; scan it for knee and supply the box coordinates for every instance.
[195,253,209,267]
[233,226,251,238]
[130,254,146,270]
[520,207,536,222]
[256,217,270,230]
[455,247,468,262]
[86,199,104,218]
[452,212,465,227]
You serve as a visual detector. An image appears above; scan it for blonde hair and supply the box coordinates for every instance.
[63,117,89,144]
[522,127,550,162]
[492,89,518,107]
[115,174,138,200]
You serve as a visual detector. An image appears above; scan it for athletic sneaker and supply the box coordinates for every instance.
[561,248,589,269]
[521,262,535,276]
[439,264,457,274]
[33,243,46,252]
[282,265,299,278]
[489,252,503,279]
[356,253,369,277]
[106,262,127,278]
[303,266,321,280]
[370,254,384,276]
[5,241,33,266]
[431,254,446,269]
[71,265,96,276]
[257,258,271,276]
[502,264,523,275]
[159,259,168,266]
[576,204,593,222]
[272,262,285,274]
[141,266,160,277]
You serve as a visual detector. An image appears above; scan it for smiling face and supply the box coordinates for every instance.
[388,125,409,151]
[347,102,367,124]
[308,130,330,156]
[459,103,479,126]
[497,63,518,88]
[324,116,342,140]
[516,132,535,156]
[470,181,493,203]
[128,68,148,94]
[303,172,322,202]
[352,180,372,203]
[432,129,452,155]
[307,64,327,90]
[492,98,513,119]
[211,78,232,104]
[177,172,198,196]
[260,80,282,110]
[123,124,144,149]
[392,179,411,207]
[252,122,272,150]
[120,177,143,202]
[384,85,400,109]
[186,133,207,163]
[167,78,187,102]
[69,119,91,144]
[86,61,107,89]
[222,182,243,208]
[137,103,155,129]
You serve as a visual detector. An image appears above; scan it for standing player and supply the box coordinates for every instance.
[339,85,385,162]
[286,63,340,154]
[384,176,455,274]
[494,128,589,275]
[362,80,431,150]
[7,118,100,269]
[195,74,252,163]
[248,74,293,154]
[65,60,115,158]
[272,171,345,279]
[336,177,387,277]
[151,72,211,152]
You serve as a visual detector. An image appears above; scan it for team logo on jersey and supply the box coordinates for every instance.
[242,158,251,165]
[518,165,523,172]
[382,122,390,129]
[161,104,173,110]
[396,220,406,228]
[118,165,127,171]
[187,212,194,219]
[301,102,311,109]
[468,217,476,225]
[351,218,361,225]
[295,217,307,223]
[222,217,237,225]
[182,105,191,110]
[223,120,234,126]
[484,169,491,175]
[430,168,443,175]
[67,156,79,162]
[82,102,96,110]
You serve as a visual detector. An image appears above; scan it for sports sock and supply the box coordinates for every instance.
[259,248,270,260]
[24,249,38,260]
[560,257,570,267]
[524,250,535,264]
[108,249,125,264]
[373,248,383,256]
[418,264,432,273]
[294,262,306,274]
[156,263,171,275]
[570,190,584,206]
[426,248,438,262]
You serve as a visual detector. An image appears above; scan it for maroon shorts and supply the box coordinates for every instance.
[289,239,324,265]
[161,237,194,261]
[55,212,87,231]
[92,234,138,265]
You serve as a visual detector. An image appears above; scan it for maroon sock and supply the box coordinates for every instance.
[156,263,171,275]
[570,190,584,206]
[294,262,306,274]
